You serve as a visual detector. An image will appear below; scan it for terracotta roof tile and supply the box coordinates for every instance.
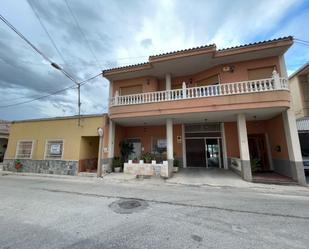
[103,36,293,75]
[103,62,150,74]
[149,44,216,59]
[217,36,293,51]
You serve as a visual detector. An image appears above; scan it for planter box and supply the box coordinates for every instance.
[124,160,169,178]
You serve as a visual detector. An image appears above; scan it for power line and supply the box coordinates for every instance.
[0,13,103,112]
[64,0,101,70]
[295,41,309,48]
[27,0,68,65]
[0,84,76,108]
[294,38,309,44]
[0,72,102,108]
[0,13,52,63]
[0,13,76,84]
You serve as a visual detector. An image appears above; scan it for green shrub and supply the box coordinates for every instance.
[173,159,180,167]
[112,157,123,170]
[251,158,261,173]
[141,152,155,163]
[119,140,134,162]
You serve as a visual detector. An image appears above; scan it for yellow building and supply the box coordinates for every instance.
[4,114,109,175]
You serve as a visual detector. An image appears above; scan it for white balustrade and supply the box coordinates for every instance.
[109,77,289,106]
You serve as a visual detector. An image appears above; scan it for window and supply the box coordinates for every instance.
[248,67,274,80]
[172,83,183,90]
[16,140,33,159]
[45,140,64,159]
[119,85,143,96]
[151,137,167,154]
[196,74,219,87]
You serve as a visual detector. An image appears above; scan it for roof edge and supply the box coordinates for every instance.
[102,36,293,78]
[289,61,309,79]
[12,113,107,124]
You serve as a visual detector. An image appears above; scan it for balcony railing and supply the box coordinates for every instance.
[110,77,288,107]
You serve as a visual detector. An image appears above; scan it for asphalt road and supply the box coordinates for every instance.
[0,175,309,249]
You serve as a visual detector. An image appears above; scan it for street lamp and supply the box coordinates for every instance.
[97,127,104,177]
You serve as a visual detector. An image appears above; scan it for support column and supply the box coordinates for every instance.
[220,123,228,169]
[107,119,115,173]
[165,73,171,90]
[282,109,306,185]
[237,114,252,181]
[181,124,187,168]
[108,80,113,110]
[166,118,174,177]
[279,55,288,78]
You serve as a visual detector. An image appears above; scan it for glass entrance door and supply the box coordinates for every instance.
[205,138,221,168]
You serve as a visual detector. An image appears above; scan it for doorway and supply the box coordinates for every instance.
[79,136,99,172]
[248,134,269,171]
[0,138,8,163]
[127,138,141,161]
[206,138,221,168]
[186,138,222,168]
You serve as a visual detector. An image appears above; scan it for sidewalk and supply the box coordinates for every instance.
[1,170,308,193]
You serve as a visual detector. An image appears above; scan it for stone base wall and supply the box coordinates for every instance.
[3,159,78,176]
[124,160,169,178]
[228,157,241,176]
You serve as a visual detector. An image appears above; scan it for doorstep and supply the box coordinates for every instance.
[252,172,297,185]
[78,172,97,177]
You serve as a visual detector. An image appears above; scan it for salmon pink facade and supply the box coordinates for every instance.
[103,37,306,185]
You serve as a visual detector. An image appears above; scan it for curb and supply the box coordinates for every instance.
[0,171,99,180]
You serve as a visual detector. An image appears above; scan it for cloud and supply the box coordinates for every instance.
[140,38,152,48]
[0,0,308,120]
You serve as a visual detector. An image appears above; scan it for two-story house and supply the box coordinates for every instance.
[103,36,306,185]
[289,62,309,173]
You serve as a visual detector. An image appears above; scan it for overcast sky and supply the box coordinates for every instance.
[0,0,308,121]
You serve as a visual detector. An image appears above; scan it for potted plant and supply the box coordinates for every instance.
[15,159,23,172]
[251,158,261,173]
[173,159,180,173]
[141,152,155,163]
[112,157,123,173]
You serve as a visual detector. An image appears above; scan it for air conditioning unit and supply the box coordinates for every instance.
[222,66,230,72]
[222,65,234,72]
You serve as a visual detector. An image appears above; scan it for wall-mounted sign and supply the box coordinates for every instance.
[50,144,61,154]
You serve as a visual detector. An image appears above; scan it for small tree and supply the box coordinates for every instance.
[119,140,134,162]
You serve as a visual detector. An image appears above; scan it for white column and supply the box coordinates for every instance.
[279,55,288,78]
[282,109,306,185]
[181,124,187,168]
[97,132,103,177]
[165,73,171,90]
[166,118,173,176]
[220,123,228,169]
[108,80,113,110]
[237,114,252,181]
[107,119,115,172]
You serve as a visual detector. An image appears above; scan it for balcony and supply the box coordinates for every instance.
[110,77,288,106]
[109,76,290,119]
